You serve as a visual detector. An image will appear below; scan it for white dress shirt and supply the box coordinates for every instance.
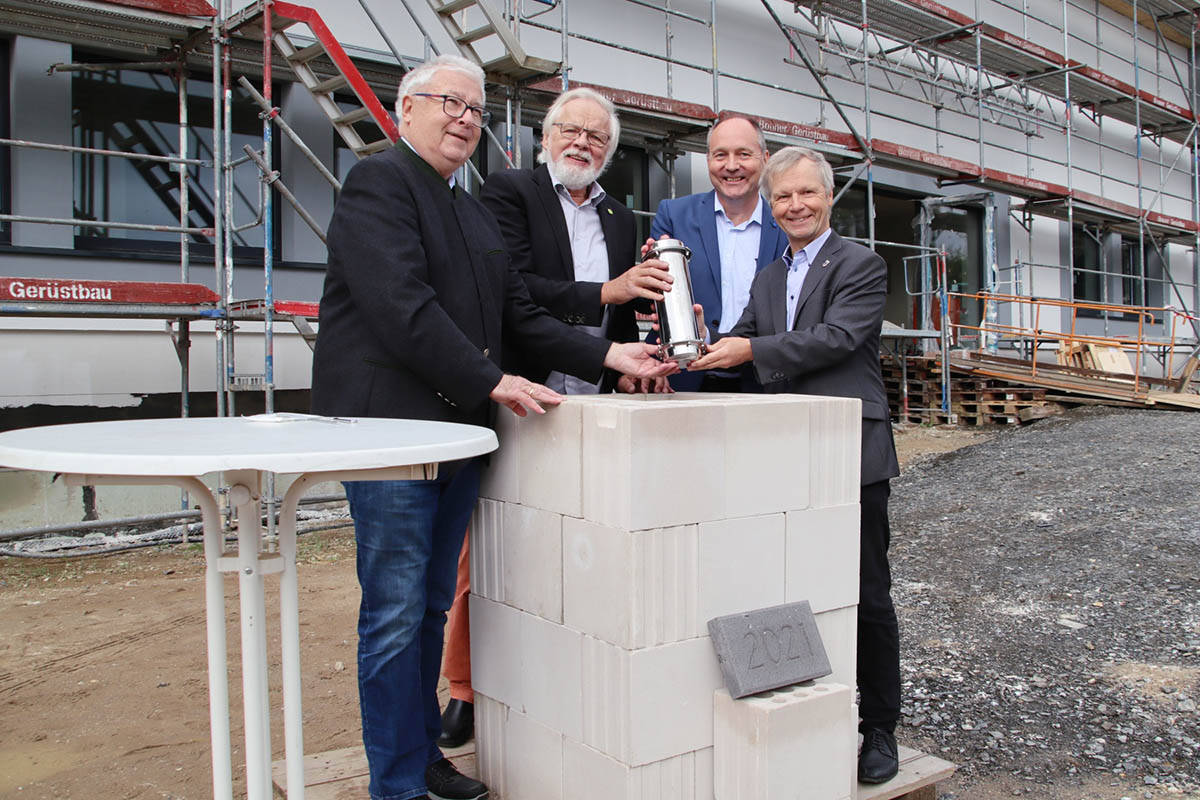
[543,164,609,395]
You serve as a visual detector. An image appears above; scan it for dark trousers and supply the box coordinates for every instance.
[858,479,901,733]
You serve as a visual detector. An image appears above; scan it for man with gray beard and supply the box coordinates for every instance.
[434,89,673,752]
[480,86,672,394]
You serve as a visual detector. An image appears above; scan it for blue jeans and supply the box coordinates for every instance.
[344,458,481,800]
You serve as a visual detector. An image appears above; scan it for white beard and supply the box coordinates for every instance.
[552,149,604,190]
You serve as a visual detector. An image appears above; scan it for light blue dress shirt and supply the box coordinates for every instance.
[714,194,764,335]
[784,227,833,332]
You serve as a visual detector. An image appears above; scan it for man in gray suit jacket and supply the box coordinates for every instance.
[688,145,902,786]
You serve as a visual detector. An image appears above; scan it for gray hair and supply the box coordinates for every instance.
[394,54,486,118]
[760,146,834,197]
[706,113,767,155]
[537,87,621,168]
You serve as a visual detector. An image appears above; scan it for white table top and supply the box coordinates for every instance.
[0,414,498,476]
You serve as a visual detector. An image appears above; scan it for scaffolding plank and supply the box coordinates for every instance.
[979,169,1069,199]
[862,138,981,179]
[101,0,215,15]
[528,78,716,124]
[0,277,219,305]
[729,110,858,150]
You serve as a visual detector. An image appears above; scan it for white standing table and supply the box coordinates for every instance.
[0,414,498,800]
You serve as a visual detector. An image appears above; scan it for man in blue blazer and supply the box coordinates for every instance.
[689,145,903,786]
[650,113,789,391]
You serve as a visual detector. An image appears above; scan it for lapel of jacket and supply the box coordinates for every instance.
[695,190,723,304]
[533,164,576,280]
[597,194,626,279]
[450,191,500,347]
[791,229,841,330]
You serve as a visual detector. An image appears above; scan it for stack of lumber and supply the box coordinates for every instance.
[1056,341,1134,374]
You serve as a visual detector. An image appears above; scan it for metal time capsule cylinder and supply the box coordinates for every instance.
[647,238,705,366]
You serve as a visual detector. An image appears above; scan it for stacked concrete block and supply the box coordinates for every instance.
[470,393,863,800]
[713,684,856,800]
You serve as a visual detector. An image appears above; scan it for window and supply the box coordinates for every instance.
[1120,239,1165,309]
[72,53,273,259]
[598,145,650,242]
[1072,225,1103,303]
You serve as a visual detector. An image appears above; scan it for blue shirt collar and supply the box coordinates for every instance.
[714,193,763,228]
[784,227,833,271]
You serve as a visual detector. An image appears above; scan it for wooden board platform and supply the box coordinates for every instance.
[271,741,477,799]
[857,745,956,800]
[274,742,953,799]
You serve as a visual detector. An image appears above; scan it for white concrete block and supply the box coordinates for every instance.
[474,694,507,799]
[502,502,564,623]
[564,518,698,649]
[582,635,724,766]
[784,503,860,614]
[807,397,862,508]
[519,399,584,517]
[713,684,855,800]
[469,596,524,710]
[563,740,715,800]
[694,745,714,800]
[479,407,520,503]
[504,708,564,800]
[722,399,810,518]
[581,398,726,530]
[696,514,786,637]
[813,605,857,693]
[470,498,504,603]
[520,610,583,740]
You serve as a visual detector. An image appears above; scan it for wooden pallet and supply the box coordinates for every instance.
[857,744,956,800]
[271,741,476,799]
[275,742,954,799]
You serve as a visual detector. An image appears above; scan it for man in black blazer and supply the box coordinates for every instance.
[311,55,672,800]
[688,145,903,786]
[481,87,671,393]
[434,88,672,752]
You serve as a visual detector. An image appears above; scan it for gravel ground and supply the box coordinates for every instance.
[891,407,1200,799]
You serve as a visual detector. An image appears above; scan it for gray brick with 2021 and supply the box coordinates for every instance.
[708,599,832,698]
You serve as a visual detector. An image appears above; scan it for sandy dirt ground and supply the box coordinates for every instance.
[0,423,1000,800]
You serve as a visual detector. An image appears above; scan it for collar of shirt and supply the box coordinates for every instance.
[713,193,763,231]
[784,227,833,271]
[547,162,605,207]
[399,137,457,188]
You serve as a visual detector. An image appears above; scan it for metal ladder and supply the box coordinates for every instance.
[228,0,399,159]
[425,0,560,81]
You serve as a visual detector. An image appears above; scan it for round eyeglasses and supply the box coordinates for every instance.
[551,122,611,148]
[412,93,491,128]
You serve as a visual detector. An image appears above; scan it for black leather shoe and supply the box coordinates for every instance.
[426,757,488,800]
[437,698,475,748]
[857,728,899,784]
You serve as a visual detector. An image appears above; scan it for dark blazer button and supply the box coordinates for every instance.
[483,347,490,357]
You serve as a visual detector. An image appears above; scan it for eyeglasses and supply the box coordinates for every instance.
[551,122,611,148]
[412,93,491,127]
